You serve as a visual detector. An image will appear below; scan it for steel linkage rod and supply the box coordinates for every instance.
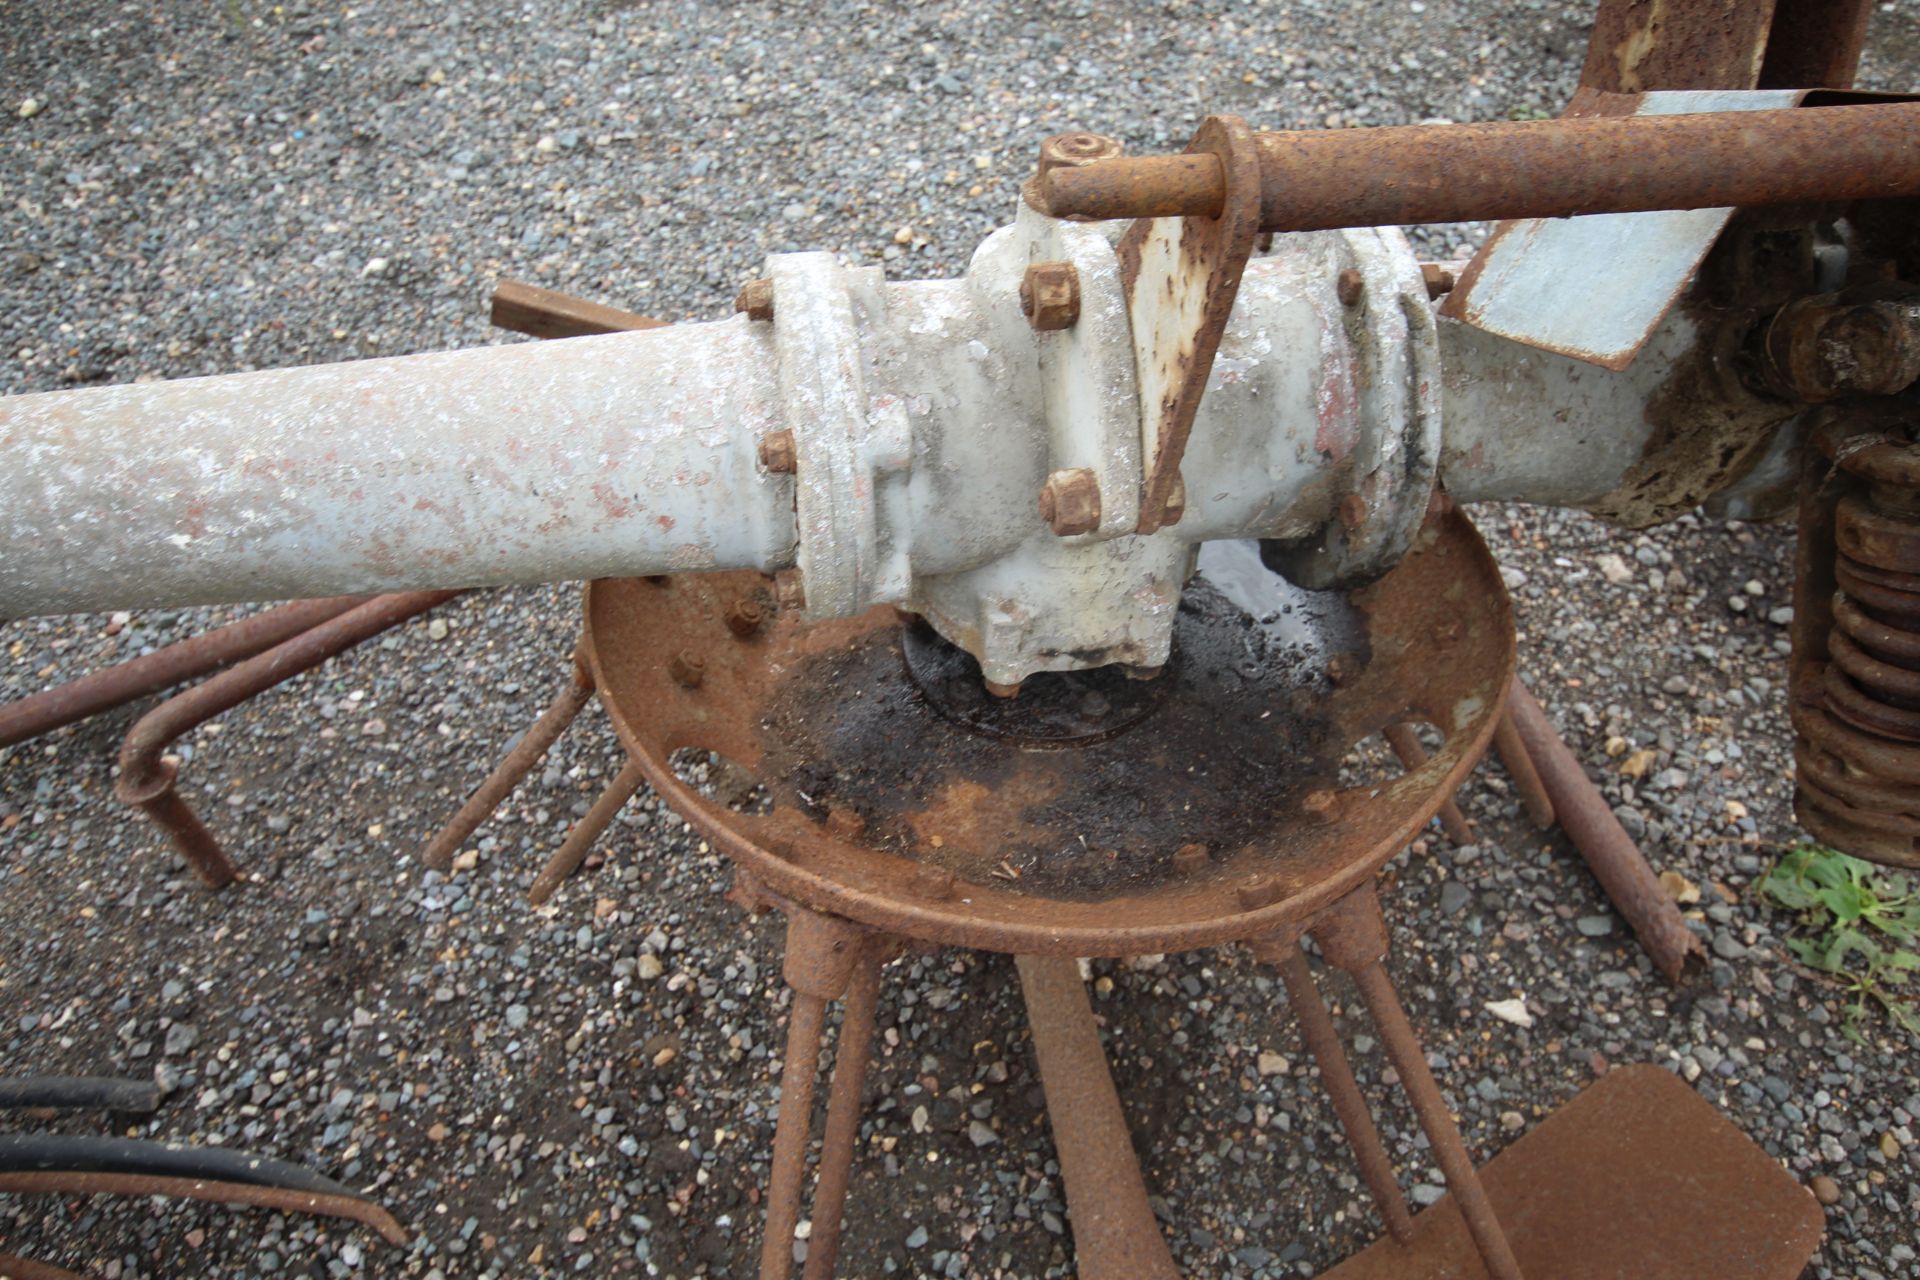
[0,595,369,750]
[1035,102,1920,230]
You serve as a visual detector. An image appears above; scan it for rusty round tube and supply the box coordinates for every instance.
[1491,705,1556,829]
[1348,960,1523,1280]
[1267,943,1415,1246]
[1505,678,1702,983]
[113,591,460,887]
[1039,103,1920,230]
[0,1253,86,1280]
[800,944,887,1280]
[423,664,595,871]
[527,759,648,905]
[0,596,369,750]
[761,990,829,1280]
[1382,722,1473,844]
[0,1171,407,1247]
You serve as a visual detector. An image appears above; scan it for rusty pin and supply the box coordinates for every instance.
[1038,467,1102,536]
[758,428,797,475]
[1019,261,1081,331]
[734,277,775,322]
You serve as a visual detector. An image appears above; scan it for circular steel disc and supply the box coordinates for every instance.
[582,508,1513,956]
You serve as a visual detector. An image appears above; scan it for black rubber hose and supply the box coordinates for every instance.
[0,1076,163,1113]
[0,1134,350,1195]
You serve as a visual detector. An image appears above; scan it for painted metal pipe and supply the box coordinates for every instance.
[0,320,792,618]
[1036,103,1920,230]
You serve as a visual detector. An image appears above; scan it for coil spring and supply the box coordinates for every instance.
[1795,446,1920,869]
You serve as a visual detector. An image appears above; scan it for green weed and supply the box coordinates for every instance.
[1761,843,1920,1042]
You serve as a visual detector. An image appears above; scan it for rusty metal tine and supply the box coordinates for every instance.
[490,279,668,340]
[527,759,649,905]
[0,1252,87,1280]
[0,1171,408,1246]
[761,990,829,1280]
[1348,960,1523,1280]
[1505,678,1703,983]
[1491,703,1556,829]
[1016,954,1182,1280]
[1382,722,1474,843]
[0,595,370,750]
[800,941,888,1280]
[113,591,462,888]
[423,665,596,871]
[1263,941,1415,1245]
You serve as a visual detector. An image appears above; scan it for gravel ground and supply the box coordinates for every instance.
[4,2,1920,1277]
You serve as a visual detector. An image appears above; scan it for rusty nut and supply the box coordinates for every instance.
[724,596,765,637]
[668,649,707,689]
[1035,131,1125,179]
[1019,261,1081,331]
[734,277,775,322]
[758,428,797,475]
[1038,467,1102,537]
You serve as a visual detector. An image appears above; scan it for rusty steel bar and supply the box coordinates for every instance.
[1760,0,1876,91]
[1381,722,1473,843]
[1312,887,1521,1280]
[1505,678,1704,984]
[114,591,461,888]
[1035,103,1920,230]
[1257,938,1415,1246]
[490,279,668,340]
[0,596,369,750]
[761,990,829,1280]
[1015,954,1182,1280]
[423,663,596,871]
[800,942,888,1280]
[0,1253,86,1280]
[527,759,648,905]
[1491,705,1556,829]
[0,1171,407,1246]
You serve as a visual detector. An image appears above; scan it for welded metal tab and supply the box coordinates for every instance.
[1116,115,1260,533]
[1441,89,1802,370]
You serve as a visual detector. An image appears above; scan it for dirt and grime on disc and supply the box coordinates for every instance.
[757,564,1366,900]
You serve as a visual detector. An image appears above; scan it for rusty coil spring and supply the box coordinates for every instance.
[1794,433,1920,869]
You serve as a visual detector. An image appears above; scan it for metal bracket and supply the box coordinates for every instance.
[1117,115,1261,534]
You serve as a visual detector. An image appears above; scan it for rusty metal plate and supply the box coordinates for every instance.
[1580,0,1777,94]
[1322,1064,1825,1280]
[581,510,1513,956]
[1116,114,1260,534]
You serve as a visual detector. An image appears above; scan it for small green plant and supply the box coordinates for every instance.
[1761,843,1920,1042]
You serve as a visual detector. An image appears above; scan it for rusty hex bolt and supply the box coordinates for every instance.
[725,597,765,637]
[734,277,775,322]
[758,428,797,475]
[1172,842,1210,875]
[668,649,707,689]
[1019,261,1081,331]
[1421,263,1456,299]
[1336,268,1365,307]
[1301,789,1341,824]
[1036,131,1126,179]
[1038,467,1102,536]
[774,569,806,611]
